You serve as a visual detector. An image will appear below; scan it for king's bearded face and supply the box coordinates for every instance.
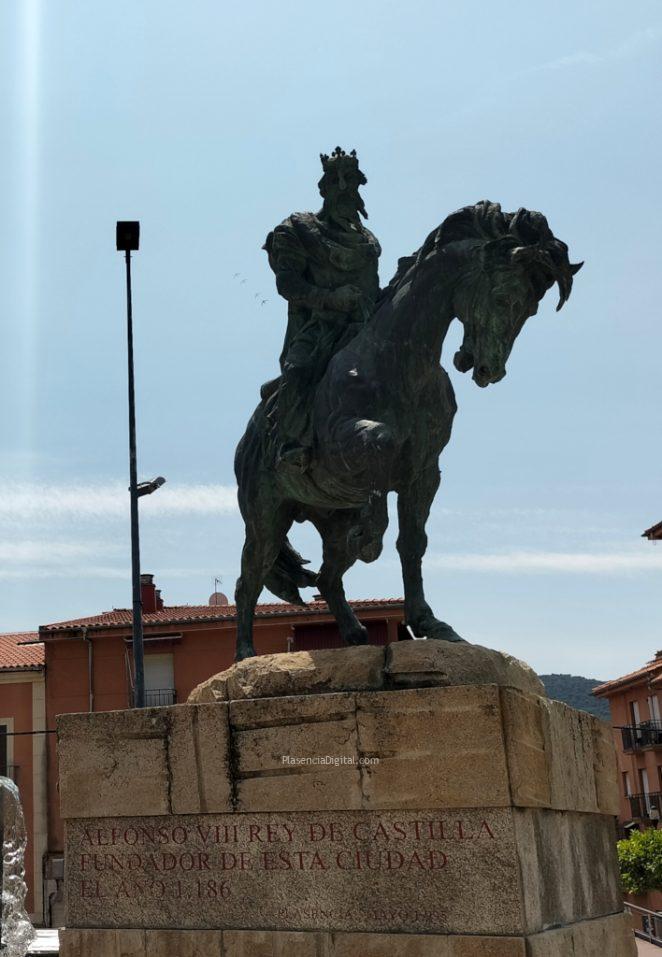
[319,166,368,221]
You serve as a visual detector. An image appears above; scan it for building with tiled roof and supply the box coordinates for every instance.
[0,630,47,925]
[38,597,405,634]
[0,631,43,671]
[593,653,662,698]
[594,651,662,918]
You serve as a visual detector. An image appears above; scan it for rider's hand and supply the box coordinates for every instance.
[328,285,363,312]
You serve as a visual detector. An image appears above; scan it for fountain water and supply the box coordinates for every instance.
[1,776,35,957]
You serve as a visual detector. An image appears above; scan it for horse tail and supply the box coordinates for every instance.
[264,538,319,606]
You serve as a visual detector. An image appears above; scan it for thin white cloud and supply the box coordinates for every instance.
[425,550,662,574]
[0,482,238,523]
[0,564,226,582]
[0,564,127,581]
[538,26,660,72]
[0,540,115,563]
[543,52,601,70]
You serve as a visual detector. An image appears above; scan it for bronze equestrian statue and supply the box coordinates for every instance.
[234,150,582,660]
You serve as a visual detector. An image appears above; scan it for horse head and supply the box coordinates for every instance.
[430,202,583,387]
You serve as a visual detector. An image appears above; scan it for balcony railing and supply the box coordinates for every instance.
[628,791,662,820]
[620,721,662,752]
[129,687,177,708]
[624,900,662,946]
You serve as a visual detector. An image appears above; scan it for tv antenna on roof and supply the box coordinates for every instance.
[209,576,229,607]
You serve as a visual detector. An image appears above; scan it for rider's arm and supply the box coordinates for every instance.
[265,222,360,314]
[265,224,330,310]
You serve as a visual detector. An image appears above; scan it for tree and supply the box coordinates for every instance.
[618,829,662,895]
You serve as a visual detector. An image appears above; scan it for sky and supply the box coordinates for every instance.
[0,0,661,679]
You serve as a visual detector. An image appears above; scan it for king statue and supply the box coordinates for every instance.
[263,147,381,472]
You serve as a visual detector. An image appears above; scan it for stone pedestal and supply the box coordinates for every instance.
[56,643,636,956]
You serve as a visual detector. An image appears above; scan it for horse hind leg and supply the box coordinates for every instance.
[235,504,293,660]
[314,515,368,647]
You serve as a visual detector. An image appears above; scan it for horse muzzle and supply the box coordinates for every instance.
[453,347,474,373]
[473,364,506,387]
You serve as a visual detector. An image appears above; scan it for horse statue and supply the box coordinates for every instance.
[234,200,582,660]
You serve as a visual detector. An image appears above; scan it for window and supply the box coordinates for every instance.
[640,769,652,814]
[631,701,643,741]
[143,654,175,707]
[0,724,7,777]
[650,696,662,723]
[623,772,631,797]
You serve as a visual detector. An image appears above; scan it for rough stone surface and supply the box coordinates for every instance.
[57,705,232,819]
[58,710,172,819]
[526,912,637,956]
[541,695,598,812]
[58,929,147,957]
[223,930,321,956]
[59,681,622,820]
[59,914,636,957]
[145,930,225,956]
[514,809,622,931]
[169,705,233,814]
[386,641,545,696]
[189,642,546,704]
[357,686,511,809]
[501,688,618,815]
[189,647,386,703]
[331,935,525,956]
[231,693,363,812]
[592,717,621,816]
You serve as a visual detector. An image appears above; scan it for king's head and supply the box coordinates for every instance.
[318,147,368,220]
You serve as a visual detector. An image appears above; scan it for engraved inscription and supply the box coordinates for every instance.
[65,809,523,935]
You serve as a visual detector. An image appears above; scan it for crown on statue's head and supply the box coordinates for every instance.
[319,147,367,186]
[320,146,359,171]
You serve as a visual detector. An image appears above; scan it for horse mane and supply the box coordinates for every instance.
[379,200,578,311]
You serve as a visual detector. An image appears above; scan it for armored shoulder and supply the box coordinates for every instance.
[264,214,308,271]
[264,213,325,274]
[361,225,382,259]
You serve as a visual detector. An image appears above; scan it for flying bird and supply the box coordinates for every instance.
[261,299,268,306]
[241,278,247,285]
[233,272,240,278]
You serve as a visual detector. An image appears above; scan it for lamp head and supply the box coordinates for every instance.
[116,221,140,252]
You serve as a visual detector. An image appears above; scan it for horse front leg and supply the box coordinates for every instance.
[396,464,464,643]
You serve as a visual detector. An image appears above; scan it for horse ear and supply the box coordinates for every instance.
[570,261,584,275]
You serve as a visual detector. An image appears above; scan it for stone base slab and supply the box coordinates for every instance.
[59,912,637,956]
[57,651,626,948]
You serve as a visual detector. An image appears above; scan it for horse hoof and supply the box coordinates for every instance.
[344,628,369,646]
[410,619,466,643]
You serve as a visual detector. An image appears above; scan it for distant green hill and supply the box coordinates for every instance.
[539,674,611,722]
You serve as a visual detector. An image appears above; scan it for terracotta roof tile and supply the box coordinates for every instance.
[0,632,44,671]
[593,656,662,696]
[39,599,404,635]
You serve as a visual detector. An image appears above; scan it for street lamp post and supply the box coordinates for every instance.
[116,221,165,709]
